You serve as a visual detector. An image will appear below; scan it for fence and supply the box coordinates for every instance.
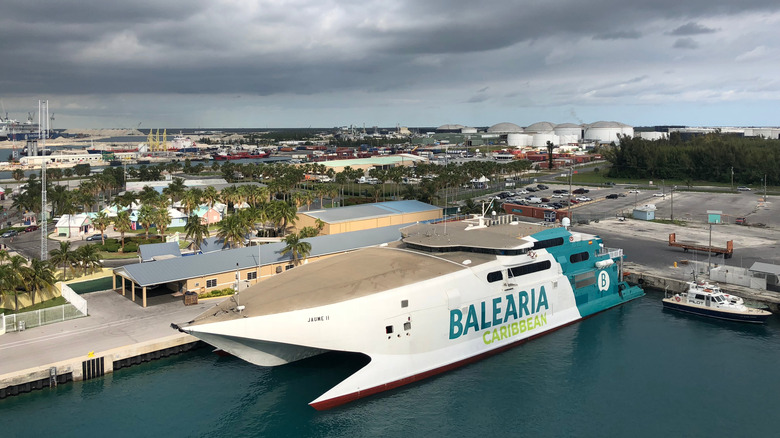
[2,284,88,333]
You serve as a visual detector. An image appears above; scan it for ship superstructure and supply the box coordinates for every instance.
[174,217,644,409]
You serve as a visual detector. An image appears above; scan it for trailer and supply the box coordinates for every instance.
[668,233,733,259]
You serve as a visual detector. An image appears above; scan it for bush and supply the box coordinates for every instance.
[199,287,235,299]
[124,242,139,253]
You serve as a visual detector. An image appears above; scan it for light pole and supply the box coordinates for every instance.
[707,223,712,273]
[670,186,674,221]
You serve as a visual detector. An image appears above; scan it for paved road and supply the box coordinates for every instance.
[0,290,221,375]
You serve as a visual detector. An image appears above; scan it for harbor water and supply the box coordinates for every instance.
[3,289,779,437]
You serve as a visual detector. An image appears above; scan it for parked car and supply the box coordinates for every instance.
[551,203,563,209]
[606,194,619,199]
[737,186,751,191]
[652,193,665,197]
[536,184,549,190]
[1,230,19,238]
[576,196,591,202]
[628,189,640,193]
[573,188,589,194]
[541,197,551,202]
[735,217,747,225]
[25,225,39,232]
[86,234,107,241]
[515,189,528,195]
[527,197,542,204]
[525,187,537,192]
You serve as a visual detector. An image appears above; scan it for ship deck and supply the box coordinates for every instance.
[401,221,546,250]
[188,244,495,325]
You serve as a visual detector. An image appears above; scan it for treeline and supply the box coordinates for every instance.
[606,133,780,185]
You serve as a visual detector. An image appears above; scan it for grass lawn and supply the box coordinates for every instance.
[1,296,68,315]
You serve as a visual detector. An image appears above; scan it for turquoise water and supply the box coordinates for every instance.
[3,290,779,437]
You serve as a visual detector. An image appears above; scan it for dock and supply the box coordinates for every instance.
[2,261,779,400]
[0,289,220,400]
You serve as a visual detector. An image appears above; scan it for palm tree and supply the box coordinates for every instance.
[0,264,19,311]
[162,177,186,204]
[93,211,111,245]
[153,208,172,241]
[24,258,57,305]
[49,241,77,280]
[137,205,155,240]
[74,244,102,276]
[267,200,298,237]
[203,186,219,208]
[184,214,210,251]
[281,232,312,267]
[181,188,203,215]
[6,255,28,311]
[216,214,248,248]
[114,210,132,252]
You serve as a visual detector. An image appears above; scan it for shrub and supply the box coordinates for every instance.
[124,242,139,253]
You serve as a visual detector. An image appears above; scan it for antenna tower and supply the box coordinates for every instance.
[39,100,49,260]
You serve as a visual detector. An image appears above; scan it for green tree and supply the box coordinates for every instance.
[49,241,77,280]
[138,205,156,240]
[153,208,172,241]
[114,210,132,252]
[74,244,102,276]
[23,258,57,306]
[216,214,249,248]
[281,232,311,266]
[184,214,211,251]
[93,211,111,245]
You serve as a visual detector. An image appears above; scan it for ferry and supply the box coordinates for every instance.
[173,216,644,409]
[662,280,771,323]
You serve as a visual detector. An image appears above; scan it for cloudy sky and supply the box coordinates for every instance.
[2,0,779,129]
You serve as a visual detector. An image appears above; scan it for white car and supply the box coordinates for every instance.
[576,196,591,202]
[652,193,665,197]
[551,194,563,198]
[527,197,542,204]
[628,189,640,193]
[516,189,528,195]
[737,186,751,191]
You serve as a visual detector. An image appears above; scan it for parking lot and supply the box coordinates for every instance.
[488,182,776,228]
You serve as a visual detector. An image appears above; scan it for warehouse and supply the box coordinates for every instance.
[295,200,442,235]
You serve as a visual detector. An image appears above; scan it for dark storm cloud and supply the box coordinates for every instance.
[673,37,699,49]
[1,0,780,123]
[669,22,719,35]
[593,30,642,40]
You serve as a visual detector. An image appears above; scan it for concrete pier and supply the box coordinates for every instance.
[624,262,780,311]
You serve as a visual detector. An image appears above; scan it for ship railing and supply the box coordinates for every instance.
[597,247,623,259]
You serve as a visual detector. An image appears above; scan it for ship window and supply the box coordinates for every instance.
[487,271,504,283]
[404,322,411,331]
[386,325,393,334]
[509,261,552,277]
[695,294,705,300]
[533,237,564,250]
[569,251,590,263]
[206,279,217,288]
[401,300,408,308]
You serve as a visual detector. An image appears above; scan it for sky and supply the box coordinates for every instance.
[1,0,779,129]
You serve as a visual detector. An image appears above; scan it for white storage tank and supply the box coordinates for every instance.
[584,121,629,144]
[553,123,582,140]
[532,133,558,148]
[507,133,532,147]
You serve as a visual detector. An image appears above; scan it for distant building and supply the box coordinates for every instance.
[296,200,442,235]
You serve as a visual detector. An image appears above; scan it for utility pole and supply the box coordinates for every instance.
[730,167,734,191]
[670,186,674,221]
[707,223,712,273]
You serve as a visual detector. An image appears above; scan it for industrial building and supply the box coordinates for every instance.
[296,200,442,235]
